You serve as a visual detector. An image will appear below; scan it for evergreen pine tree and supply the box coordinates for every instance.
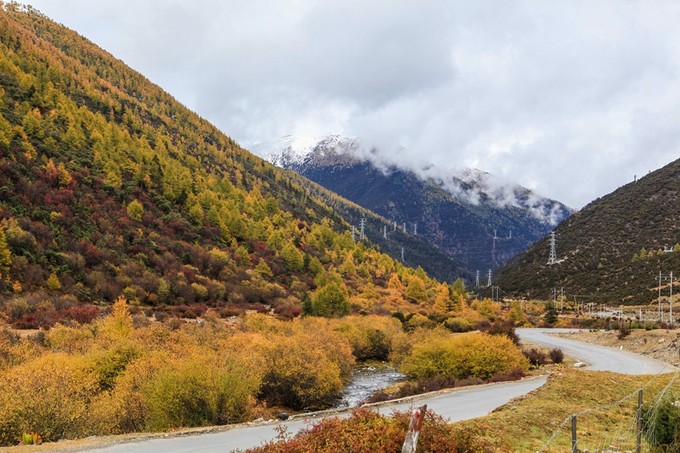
[544,301,558,325]
[301,292,314,317]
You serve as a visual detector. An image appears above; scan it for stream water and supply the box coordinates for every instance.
[334,364,405,408]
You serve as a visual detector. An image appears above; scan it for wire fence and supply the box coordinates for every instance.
[537,369,680,452]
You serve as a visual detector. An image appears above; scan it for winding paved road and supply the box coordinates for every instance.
[78,329,675,453]
[517,328,675,374]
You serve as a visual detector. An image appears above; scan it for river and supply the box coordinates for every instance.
[334,364,404,408]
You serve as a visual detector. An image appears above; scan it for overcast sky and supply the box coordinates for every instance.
[24,0,680,208]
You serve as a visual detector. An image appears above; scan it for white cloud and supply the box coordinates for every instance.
[25,0,680,208]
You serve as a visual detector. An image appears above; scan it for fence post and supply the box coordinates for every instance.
[636,389,644,453]
[402,404,427,453]
[571,415,577,453]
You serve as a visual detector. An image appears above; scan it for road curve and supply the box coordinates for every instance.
[78,329,675,453]
[517,328,676,375]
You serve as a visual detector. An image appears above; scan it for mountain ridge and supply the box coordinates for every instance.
[496,156,680,305]
[255,134,572,226]
[257,135,572,273]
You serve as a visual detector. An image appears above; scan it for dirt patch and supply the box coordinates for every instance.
[554,329,680,366]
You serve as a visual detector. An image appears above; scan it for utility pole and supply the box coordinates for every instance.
[359,218,366,241]
[548,232,557,265]
[659,270,663,321]
[487,269,492,287]
[671,271,674,325]
[658,271,675,323]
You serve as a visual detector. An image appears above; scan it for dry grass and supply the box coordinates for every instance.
[457,368,679,452]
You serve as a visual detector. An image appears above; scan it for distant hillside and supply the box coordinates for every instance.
[257,135,572,274]
[0,4,464,327]
[497,158,680,305]
[283,168,470,283]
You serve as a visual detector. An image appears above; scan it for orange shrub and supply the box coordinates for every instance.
[0,354,98,445]
[258,333,346,410]
[246,408,494,453]
[399,332,529,381]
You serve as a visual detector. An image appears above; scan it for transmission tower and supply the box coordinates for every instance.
[547,232,557,264]
[491,286,500,302]
[393,221,397,231]
[401,247,405,262]
[476,270,480,288]
[403,222,407,233]
[351,226,356,243]
[383,225,387,239]
[359,218,366,241]
[414,223,417,235]
[487,269,492,287]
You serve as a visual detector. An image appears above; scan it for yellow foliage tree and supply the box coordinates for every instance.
[0,354,98,444]
[404,276,428,304]
[433,283,452,314]
[100,296,133,339]
[45,272,61,291]
[508,301,527,326]
[126,199,144,221]
[258,334,344,410]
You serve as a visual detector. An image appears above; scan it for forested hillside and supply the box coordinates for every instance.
[0,3,463,327]
[497,157,680,305]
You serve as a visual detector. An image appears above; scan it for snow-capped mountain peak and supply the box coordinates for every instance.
[251,135,320,167]
[254,135,572,226]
